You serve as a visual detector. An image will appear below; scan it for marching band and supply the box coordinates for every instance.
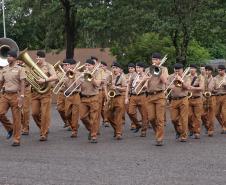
[0,39,226,147]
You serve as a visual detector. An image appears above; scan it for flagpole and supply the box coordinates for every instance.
[2,0,6,37]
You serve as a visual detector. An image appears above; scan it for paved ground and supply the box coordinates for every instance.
[0,105,225,185]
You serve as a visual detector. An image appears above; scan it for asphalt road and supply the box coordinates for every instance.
[0,105,225,185]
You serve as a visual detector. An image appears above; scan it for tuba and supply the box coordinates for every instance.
[18,49,51,94]
[0,38,19,67]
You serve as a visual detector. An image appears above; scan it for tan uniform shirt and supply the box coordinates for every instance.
[80,70,101,96]
[99,69,111,90]
[167,74,190,97]
[0,64,26,92]
[107,73,127,96]
[39,62,56,77]
[214,74,226,94]
[204,75,215,92]
[187,74,204,97]
[146,66,168,92]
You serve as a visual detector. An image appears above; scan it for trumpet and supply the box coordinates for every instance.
[165,67,190,99]
[53,62,80,94]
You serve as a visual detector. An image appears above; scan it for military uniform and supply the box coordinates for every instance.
[167,74,190,141]
[106,72,127,139]
[146,66,168,144]
[64,71,81,138]
[31,62,56,140]
[213,74,226,133]
[201,74,216,136]
[0,63,26,145]
[127,72,148,136]
[79,68,101,142]
[55,69,68,127]
[187,74,204,138]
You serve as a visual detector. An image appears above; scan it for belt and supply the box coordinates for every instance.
[4,91,18,94]
[80,94,97,98]
[147,90,163,96]
[114,94,121,97]
[130,92,146,96]
[171,96,186,100]
[213,94,226,96]
[189,96,201,99]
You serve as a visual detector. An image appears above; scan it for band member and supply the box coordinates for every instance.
[100,61,111,127]
[17,60,31,135]
[126,63,137,130]
[145,53,168,146]
[105,62,127,140]
[56,62,69,128]
[0,50,26,146]
[187,64,204,139]
[200,64,206,77]
[125,62,148,137]
[213,65,226,134]
[79,59,101,143]
[63,59,81,138]
[31,50,57,141]
[167,63,190,142]
[201,65,216,137]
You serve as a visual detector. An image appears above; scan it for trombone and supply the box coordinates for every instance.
[64,63,101,97]
[134,54,168,95]
[165,67,190,99]
[53,62,80,94]
[217,76,226,89]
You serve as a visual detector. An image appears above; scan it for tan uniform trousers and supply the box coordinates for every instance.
[101,90,108,122]
[0,93,21,143]
[147,92,165,142]
[188,97,203,135]
[170,97,189,140]
[21,87,31,133]
[80,95,99,139]
[97,90,104,128]
[126,102,136,129]
[201,96,216,134]
[127,94,148,133]
[65,93,80,135]
[56,92,68,125]
[107,95,125,136]
[31,90,52,137]
[215,94,226,131]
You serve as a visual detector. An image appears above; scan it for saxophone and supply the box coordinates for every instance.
[203,76,211,111]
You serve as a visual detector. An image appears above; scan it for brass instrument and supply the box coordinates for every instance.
[53,62,80,95]
[0,38,19,66]
[83,63,101,82]
[18,49,52,94]
[165,67,190,99]
[218,76,226,89]
[63,63,100,97]
[203,75,212,111]
[187,91,193,98]
[134,54,168,95]
[107,73,115,110]
[150,54,168,77]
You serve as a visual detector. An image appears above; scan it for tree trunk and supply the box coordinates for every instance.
[60,0,75,59]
